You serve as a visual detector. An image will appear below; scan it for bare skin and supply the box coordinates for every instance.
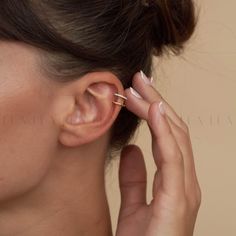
[0,41,201,236]
[117,72,201,236]
[0,41,121,236]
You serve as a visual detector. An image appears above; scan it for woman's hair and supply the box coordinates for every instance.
[0,0,197,159]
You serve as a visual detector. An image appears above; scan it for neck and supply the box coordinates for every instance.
[0,151,113,236]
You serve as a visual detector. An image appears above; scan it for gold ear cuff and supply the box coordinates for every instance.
[113,93,128,107]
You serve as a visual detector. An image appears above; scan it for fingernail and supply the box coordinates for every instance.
[159,101,165,115]
[140,70,153,85]
[130,87,142,99]
[150,77,154,83]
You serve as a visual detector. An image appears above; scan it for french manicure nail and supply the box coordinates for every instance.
[159,101,165,115]
[130,87,142,99]
[140,70,153,85]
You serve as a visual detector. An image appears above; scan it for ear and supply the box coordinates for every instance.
[52,71,126,147]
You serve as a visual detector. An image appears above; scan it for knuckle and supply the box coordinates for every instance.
[158,193,188,217]
[165,146,183,164]
[195,186,202,208]
[175,128,191,148]
[175,153,184,165]
[180,119,190,134]
[188,187,202,211]
[177,128,189,142]
[166,146,177,158]
[176,133,185,145]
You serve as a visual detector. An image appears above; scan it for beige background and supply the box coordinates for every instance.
[106,0,236,235]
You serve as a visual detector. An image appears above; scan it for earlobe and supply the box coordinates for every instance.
[58,72,126,147]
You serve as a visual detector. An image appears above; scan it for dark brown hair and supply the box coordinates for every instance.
[0,0,197,159]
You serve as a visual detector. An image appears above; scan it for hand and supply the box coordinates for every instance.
[115,71,201,236]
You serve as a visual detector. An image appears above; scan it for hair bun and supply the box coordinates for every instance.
[143,0,197,56]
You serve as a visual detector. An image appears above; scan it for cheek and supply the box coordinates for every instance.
[0,86,56,202]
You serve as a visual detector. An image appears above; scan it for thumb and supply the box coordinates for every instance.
[118,144,147,219]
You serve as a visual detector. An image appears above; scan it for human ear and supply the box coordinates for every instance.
[52,71,126,147]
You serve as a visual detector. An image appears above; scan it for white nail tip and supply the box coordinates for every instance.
[140,70,153,85]
[130,87,142,99]
[159,101,165,115]
[140,70,145,79]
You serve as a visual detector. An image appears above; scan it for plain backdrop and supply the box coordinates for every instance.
[105,0,236,235]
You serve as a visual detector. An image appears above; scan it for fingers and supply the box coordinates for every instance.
[123,89,186,198]
[124,71,200,196]
[124,71,201,209]
[164,114,202,207]
[118,145,147,219]
[131,71,188,133]
[166,116,199,187]
[124,88,149,120]
[148,101,185,197]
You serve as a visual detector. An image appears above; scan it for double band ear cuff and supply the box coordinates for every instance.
[113,93,128,107]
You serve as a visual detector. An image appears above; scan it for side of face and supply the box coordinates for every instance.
[0,41,124,203]
[0,41,59,202]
